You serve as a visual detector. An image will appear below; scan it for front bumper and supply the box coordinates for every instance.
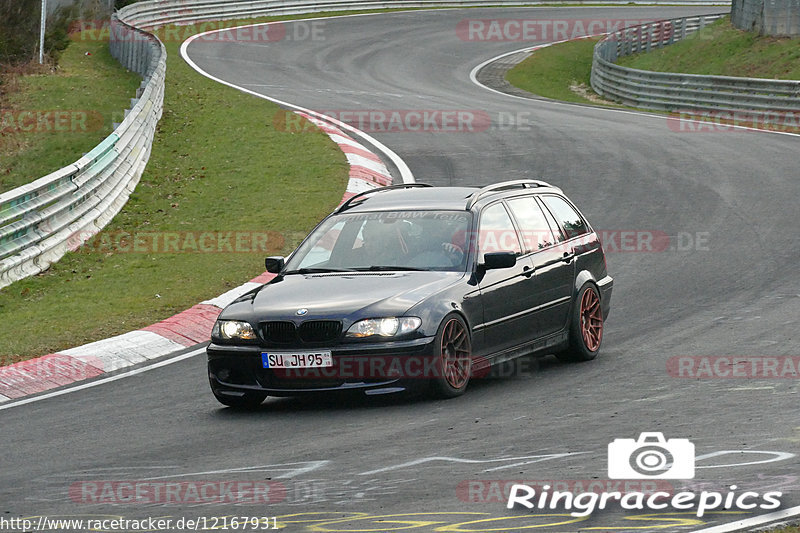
[208,336,438,396]
[597,275,613,320]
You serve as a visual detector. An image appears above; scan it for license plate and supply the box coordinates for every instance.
[262,351,333,369]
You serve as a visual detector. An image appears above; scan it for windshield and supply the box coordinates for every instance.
[285,210,472,273]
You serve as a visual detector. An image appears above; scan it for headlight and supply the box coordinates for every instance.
[346,317,422,338]
[213,320,256,340]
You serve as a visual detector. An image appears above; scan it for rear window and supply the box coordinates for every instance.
[541,195,589,240]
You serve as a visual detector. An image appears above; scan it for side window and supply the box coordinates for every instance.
[541,195,589,240]
[478,203,522,261]
[507,197,556,252]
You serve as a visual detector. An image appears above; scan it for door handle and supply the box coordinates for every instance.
[561,251,574,263]
[523,265,534,277]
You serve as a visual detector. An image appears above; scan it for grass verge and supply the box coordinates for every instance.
[617,17,800,79]
[0,14,359,362]
[0,36,142,192]
[504,37,610,105]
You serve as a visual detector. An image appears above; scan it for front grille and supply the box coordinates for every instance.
[298,320,342,343]
[261,320,342,344]
[262,321,297,343]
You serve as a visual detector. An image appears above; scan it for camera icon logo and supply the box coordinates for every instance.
[608,432,695,479]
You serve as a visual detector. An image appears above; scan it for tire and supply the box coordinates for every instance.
[212,389,267,409]
[429,314,472,398]
[556,283,604,362]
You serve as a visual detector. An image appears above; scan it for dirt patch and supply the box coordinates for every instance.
[568,81,619,106]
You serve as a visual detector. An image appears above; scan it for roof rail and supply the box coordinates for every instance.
[334,183,433,213]
[465,179,555,209]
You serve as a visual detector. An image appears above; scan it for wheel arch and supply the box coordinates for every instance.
[406,289,475,340]
[574,269,600,297]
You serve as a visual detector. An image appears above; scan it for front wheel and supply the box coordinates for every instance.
[556,283,604,362]
[429,314,472,398]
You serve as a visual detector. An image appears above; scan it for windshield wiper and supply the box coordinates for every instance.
[355,266,427,272]
[283,267,358,275]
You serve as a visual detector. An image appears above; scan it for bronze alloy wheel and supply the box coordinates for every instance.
[430,314,472,398]
[556,283,604,362]
[441,317,471,389]
[580,286,603,352]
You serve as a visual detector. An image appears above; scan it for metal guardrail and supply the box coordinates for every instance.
[120,0,731,29]
[590,14,800,113]
[1,0,731,290]
[0,16,165,290]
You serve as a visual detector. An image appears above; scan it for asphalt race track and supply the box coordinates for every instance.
[2,7,800,533]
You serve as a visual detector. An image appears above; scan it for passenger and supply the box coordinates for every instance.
[354,220,409,267]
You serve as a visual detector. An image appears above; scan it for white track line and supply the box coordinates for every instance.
[179,14,416,183]
[691,504,800,533]
[0,347,205,412]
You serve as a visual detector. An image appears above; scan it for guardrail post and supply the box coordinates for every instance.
[611,33,618,61]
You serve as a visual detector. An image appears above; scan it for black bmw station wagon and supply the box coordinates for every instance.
[208,180,612,407]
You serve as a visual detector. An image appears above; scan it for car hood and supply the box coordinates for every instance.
[222,271,465,321]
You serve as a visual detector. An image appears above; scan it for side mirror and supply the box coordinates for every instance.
[265,256,285,274]
[481,251,517,270]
